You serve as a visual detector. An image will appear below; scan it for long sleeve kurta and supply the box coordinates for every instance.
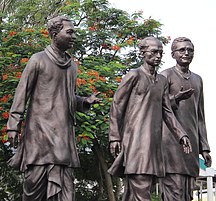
[161,67,210,177]
[7,45,88,172]
[108,66,188,177]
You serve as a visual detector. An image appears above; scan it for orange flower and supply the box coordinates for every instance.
[90,85,97,93]
[99,76,106,82]
[1,134,8,143]
[9,31,17,37]
[81,133,90,140]
[16,71,22,79]
[20,58,29,63]
[94,71,99,80]
[1,126,7,132]
[108,89,114,95]
[8,94,13,98]
[0,107,2,110]
[77,136,81,142]
[3,38,7,42]
[89,26,96,31]
[89,78,95,84]
[83,136,90,140]
[76,78,87,87]
[116,77,122,83]
[87,70,99,80]
[117,33,122,38]
[66,1,71,5]
[78,68,82,74]
[2,111,9,119]
[40,29,49,35]
[1,95,8,103]
[112,45,120,51]
[26,28,34,32]
[2,74,8,81]
[126,39,132,45]
[126,36,134,45]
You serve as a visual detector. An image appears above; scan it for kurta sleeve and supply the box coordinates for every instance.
[161,70,179,110]
[71,61,90,113]
[109,70,137,142]
[76,96,90,112]
[7,55,39,133]
[162,80,188,142]
[197,79,210,153]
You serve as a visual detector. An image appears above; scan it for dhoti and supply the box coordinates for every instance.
[23,165,75,201]
[122,174,156,201]
[159,173,195,201]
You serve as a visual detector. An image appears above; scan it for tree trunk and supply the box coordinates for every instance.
[114,178,123,200]
[92,139,116,201]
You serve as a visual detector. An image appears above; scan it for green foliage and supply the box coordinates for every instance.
[0,0,169,200]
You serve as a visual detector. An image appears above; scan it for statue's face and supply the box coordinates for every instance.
[143,40,163,67]
[172,41,194,66]
[54,20,76,51]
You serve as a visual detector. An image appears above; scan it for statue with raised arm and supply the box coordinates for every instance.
[6,16,100,201]
[108,36,192,201]
[160,37,211,201]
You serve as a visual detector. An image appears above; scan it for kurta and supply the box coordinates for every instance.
[7,45,88,172]
[108,66,188,177]
[161,67,210,177]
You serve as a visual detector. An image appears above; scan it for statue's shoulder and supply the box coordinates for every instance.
[160,66,175,78]
[29,50,46,63]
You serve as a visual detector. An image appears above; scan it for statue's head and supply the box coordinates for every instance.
[171,37,194,66]
[139,37,163,67]
[47,16,72,39]
[139,37,161,51]
[171,37,194,53]
[47,16,76,51]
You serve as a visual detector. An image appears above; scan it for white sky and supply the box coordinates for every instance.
[109,0,216,168]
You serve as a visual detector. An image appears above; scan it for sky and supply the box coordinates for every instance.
[108,0,216,168]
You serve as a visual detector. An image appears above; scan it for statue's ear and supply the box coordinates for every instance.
[53,32,57,37]
[140,49,145,56]
[171,51,175,58]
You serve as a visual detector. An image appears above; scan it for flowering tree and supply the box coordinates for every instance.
[0,0,170,200]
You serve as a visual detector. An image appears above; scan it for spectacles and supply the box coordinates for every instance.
[173,47,194,54]
[144,49,164,56]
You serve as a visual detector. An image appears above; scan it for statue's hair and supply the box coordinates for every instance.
[47,16,72,38]
[171,37,194,52]
[139,36,161,51]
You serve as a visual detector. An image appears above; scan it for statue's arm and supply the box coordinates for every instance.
[162,81,192,154]
[7,55,39,142]
[109,71,137,157]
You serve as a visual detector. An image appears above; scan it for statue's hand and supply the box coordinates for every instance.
[202,151,212,167]
[85,92,101,104]
[110,141,121,158]
[8,131,18,147]
[175,87,194,103]
[180,136,192,154]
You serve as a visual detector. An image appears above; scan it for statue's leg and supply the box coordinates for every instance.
[47,166,75,201]
[159,173,194,201]
[22,165,48,201]
[123,174,154,201]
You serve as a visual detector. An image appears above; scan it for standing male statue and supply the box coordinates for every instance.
[160,37,211,201]
[108,36,192,201]
[7,16,100,201]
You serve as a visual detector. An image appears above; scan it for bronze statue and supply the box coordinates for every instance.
[108,36,192,201]
[6,16,100,201]
[159,37,211,201]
